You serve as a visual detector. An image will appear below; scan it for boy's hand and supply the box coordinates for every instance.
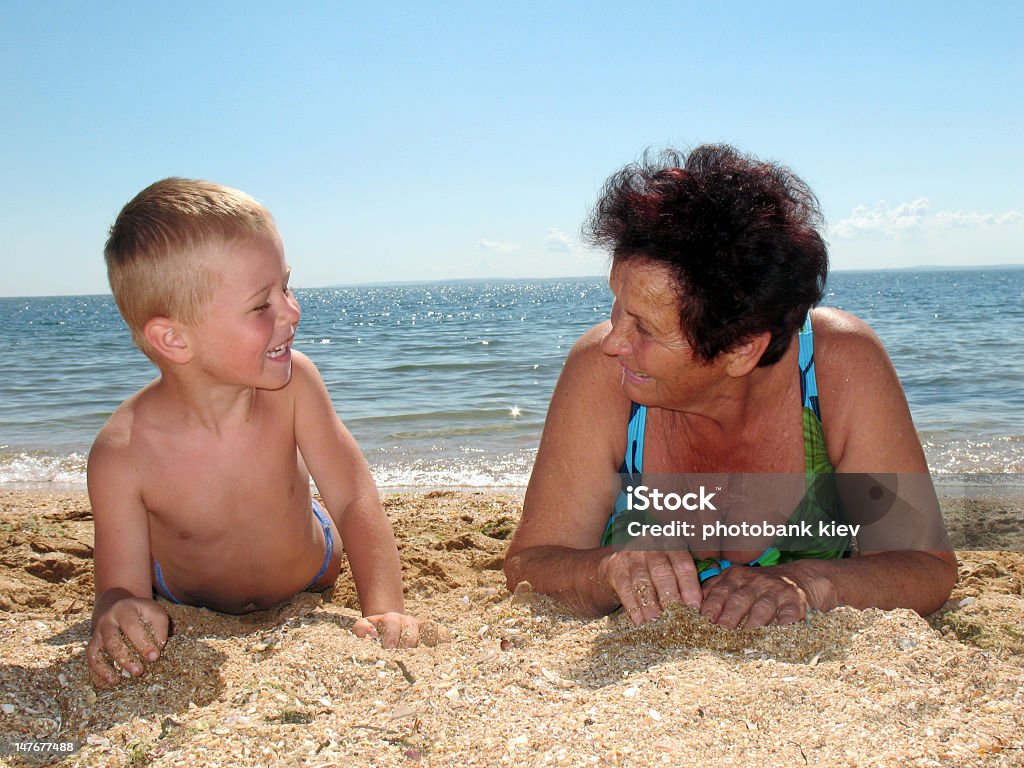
[354,612,428,648]
[87,597,169,686]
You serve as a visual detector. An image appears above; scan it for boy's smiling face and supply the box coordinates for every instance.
[186,232,301,391]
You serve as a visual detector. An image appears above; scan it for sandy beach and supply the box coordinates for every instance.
[1,489,1022,767]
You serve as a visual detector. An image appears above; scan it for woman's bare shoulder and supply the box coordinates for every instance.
[809,307,901,394]
[810,306,881,339]
[809,307,891,370]
[568,320,613,356]
[558,321,629,406]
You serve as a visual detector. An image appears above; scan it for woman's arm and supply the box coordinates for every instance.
[699,549,955,628]
[505,323,704,622]
[803,308,956,611]
[504,325,622,610]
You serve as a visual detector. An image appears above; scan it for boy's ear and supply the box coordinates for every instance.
[724,333,771,377]
[142,317,194,364]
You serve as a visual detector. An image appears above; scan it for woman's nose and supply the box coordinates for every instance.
[600,318,630,357]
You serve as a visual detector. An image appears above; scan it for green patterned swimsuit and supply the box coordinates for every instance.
[602,314,851,580]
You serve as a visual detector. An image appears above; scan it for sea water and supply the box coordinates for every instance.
[1,268,1021,489]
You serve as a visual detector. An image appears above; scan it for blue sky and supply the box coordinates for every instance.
[3,1,1022,297]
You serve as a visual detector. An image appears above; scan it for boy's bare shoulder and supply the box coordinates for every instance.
[87,386,159,504]
[89,380,162,456]
[283,349,330,395]
[288,348,319,378]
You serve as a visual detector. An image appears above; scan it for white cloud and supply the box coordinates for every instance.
[465,227,607,279]
[830,199,1024,241]
[543,227,575,253]
[933,209,1024,228]
[476,238,521,253]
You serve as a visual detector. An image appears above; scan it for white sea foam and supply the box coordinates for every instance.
[0,451,87,489]
[369,457,531,490]
[923,435,1024,474]
[0,450,531,492]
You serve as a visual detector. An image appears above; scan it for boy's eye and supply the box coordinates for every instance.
[255,302,271,312]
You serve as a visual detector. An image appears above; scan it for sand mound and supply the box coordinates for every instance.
[1,490,1022,767]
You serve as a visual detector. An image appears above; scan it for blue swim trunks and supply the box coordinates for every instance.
[153,498,334,605]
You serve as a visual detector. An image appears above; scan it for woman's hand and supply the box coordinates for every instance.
[699,565,838,628]
[599,546,704,625]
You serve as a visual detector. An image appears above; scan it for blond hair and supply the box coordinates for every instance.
[104,178,277,357]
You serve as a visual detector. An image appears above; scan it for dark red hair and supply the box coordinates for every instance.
[584,144,827,366]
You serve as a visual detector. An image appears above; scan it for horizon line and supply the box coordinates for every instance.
[3,263,1022,300]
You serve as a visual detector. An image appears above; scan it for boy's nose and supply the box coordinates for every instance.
[282,294,301,326]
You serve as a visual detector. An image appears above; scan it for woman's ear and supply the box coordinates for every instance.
[724,333,771,377]
[142,317,194,365]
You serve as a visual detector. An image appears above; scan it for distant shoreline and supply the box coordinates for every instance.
[2,263,1021,299]
[830,263,1024,274]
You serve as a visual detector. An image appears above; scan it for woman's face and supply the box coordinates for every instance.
[601,258,728,409]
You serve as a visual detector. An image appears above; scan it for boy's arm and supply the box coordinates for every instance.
[290,352,418,645]
[86,431,169,683]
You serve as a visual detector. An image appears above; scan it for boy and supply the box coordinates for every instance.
[87,178,422,686]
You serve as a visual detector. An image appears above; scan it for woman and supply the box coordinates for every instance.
[504,145,955,629]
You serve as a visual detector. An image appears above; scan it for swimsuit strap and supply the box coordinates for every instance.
[623,401,646,476]
[153,559,183,605]
[603,402,647,545]
[798,313,834,476]
[798,314,821,419]
[303,498,334,590]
